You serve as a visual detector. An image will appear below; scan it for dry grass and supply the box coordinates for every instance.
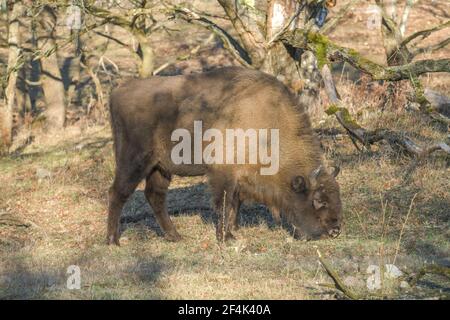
[0,104,448,299]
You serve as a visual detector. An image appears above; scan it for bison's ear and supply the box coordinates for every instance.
[329,166,340,178]
[291,176,307,193]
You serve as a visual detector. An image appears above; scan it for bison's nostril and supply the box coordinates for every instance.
[328,227,341,238]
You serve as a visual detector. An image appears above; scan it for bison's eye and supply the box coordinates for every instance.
[291,176,307,193]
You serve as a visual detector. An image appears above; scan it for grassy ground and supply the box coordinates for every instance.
[0,106,448,299]
[0,0,449,300]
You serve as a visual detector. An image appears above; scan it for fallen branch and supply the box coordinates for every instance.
[327,107,450,157]
[280,31,450,80]
[407,264,450,287]
[320,65,450,157]
[0,212,31,228]
[317,250,360,300]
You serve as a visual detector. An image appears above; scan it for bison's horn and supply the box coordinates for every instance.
[309,165,324,187]
[329,166,340,178]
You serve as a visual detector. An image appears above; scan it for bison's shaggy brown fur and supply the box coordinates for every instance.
[107,67,342,245]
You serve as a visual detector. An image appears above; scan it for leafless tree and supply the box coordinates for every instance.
[84,0,163,78]
[0,0,26,153]
[171,0,450,157]
[36,5,67,130]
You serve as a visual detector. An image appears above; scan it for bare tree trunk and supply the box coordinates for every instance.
[262,0,302,81]
[67,29,82,108]
[66,4,84,108]
[375,0,410,111]
[16,7,32,115]
[263,0,321,106]
[377,0,411,66]
[135,33,155,78]
[0,1,25,153]
[217,0,322,107]
[217,0,267,67]
[36,5,66,130]
[16,65,32,115]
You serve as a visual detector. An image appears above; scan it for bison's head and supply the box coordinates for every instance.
[286,165,342,241]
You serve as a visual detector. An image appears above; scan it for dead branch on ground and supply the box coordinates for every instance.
[0,212,31,228]
[407,265,450,287]
[317,250,360,300]
[320,65,450,158]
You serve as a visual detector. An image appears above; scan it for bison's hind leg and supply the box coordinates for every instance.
[107,151,153,245]
[145,168,182,242]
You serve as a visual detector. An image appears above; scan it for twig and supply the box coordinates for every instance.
[392,193,417,265]
[172,7,252,67]
[321,0,359,34]
[353,209,369,239]
[317,250,360,300]
[400,20,450,47]
[222,190,227,244]
[153,33,214,75]
[412,37,450,57]
[93,30,130,49]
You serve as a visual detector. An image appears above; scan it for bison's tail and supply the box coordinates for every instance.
[108,93,121,166]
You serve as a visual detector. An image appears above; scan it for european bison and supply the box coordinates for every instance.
[107,67,342,245]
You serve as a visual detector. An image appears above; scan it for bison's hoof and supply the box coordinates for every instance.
[165,231,182,242]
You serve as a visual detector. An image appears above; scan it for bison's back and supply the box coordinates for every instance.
[109,67,319,174]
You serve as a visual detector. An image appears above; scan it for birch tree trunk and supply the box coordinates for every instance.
[216,0,322,107]
[263,0,321,105]
[16,5,32,115]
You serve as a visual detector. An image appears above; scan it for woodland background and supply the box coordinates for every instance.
[0,0,449,299]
